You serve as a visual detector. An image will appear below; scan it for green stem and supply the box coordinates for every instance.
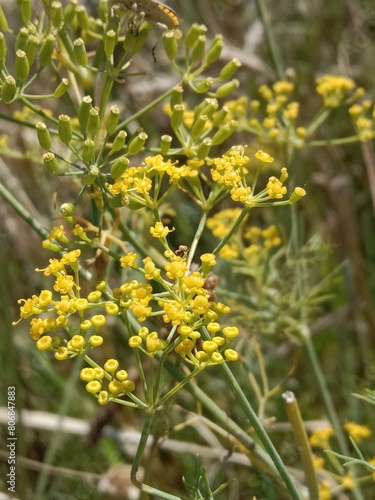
[0,178,49,240]
[218,362,302,499]
[131,412,182,500]
[212,206,250,256]
[254,0,285,80]
[303,328,364,500]
[187,211,208,270]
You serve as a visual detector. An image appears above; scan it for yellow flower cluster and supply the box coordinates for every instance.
[349,100,375,141]
[80,359,136,406]
[316,75,357,108]
[343,421,372,443]
[309,426,335,448]
[107,155,198,208]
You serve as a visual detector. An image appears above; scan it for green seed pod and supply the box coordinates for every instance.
[78,95,92,129]
[75,5,89,31]
[219,58,241,81]
[191,114,208,140]
[212,106,229,128]
[15,28,28,52]
[196,137,212,160]
[163,30,178,62]
[87,107,101,137]
[195,78,213,94]
[171,104,184,130]
[105,104,120,134]
[0,33,6,66]
[203,34,223,67]
[110,156,129,178]
[160,135,172,155]
[39,34,56,68]
[43,152,59,175]
[63,0,77,25]
[215,79,239,98]
[170,85,183,109]
[124,25,150,54]
[111,130,127,153]
[51,1,63,28]
[25,35,38,65]
[211,120,238,146]
[58,114,72,144]
[82,138,95,162]
[84,165,99,185]
[53,78,71,98]
[199,98,218,119]
[104,29,117,59]
[1,75,17,103]
[36,122,52,150]
[191,35,206,64]
[185,23,207,49]
[73,38,88,67]
[127,131,148,155]
[0,6,9,31]
[20,0,32,26]
[15,49,30,82]
[99,0,109,22]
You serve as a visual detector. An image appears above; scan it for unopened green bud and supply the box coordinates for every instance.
[171,104,184,130]
[191,35,206,64]
[211,120,237,145]
[191,115,208,139]
[73,38,88,66]
[16,27,28,51]
[36,122,52,150]
[212,106,229,127]
[1,75,17,103]
[110,156,129,178]
[127,132,148,155]
[219,58,241,80]
[289,187,306,204]
[15,50,30,82]
[53,78,71,98]
[0,6,9,31]
[20,0,32,26]
[196,137,212,159]
[75,5,89,31]
[160,135,172,155]
[185,24,207,49]
[58,114,72,144]
[0,33,6,65]
[82,138,95,162]
[84,165,99,185]
[105,104,120,134]
[60,202,76,217]
[203,34,223,67]
[39,34,56,68]
[104,29,117,59]
[25,35,38,65]
[195,77,213,94]
[64,1,78,25]
[170,85,183,108]
[87,107,101,137]
[43,152,59,175]
[111,130,127,153]
[51,1,63,28]
[215,79,239,98]
[99,0,109,22]
[164,30,178,61]
[78,95,92,129]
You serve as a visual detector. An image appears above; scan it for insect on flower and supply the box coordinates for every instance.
[115,0,179,30]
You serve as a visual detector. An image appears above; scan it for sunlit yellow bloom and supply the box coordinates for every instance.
[344,421,371,443]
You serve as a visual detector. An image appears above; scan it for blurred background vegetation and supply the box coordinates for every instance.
[1,0,375,498]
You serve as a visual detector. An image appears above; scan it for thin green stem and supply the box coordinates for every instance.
[212,206,250,256]
[303,328,364,500]
[187,211,208,270]
[131,412,182,500]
